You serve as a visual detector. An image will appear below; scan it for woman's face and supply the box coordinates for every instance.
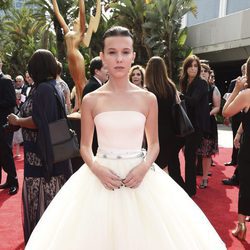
[200,67,210,82]
[131,69,143,87]
[100,36,135,79]
[187,60,199,79]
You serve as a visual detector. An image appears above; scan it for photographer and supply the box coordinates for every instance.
[0,57,19,195]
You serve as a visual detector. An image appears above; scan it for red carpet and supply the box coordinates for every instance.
[0,146,249,249]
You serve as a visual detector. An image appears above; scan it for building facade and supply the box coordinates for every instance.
[185,0,250,93]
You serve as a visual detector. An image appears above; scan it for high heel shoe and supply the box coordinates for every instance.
[232,222,247,240]
[199,179,208,189]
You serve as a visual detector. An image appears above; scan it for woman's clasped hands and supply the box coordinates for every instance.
[7,113,19,126]
[90,161,149,190]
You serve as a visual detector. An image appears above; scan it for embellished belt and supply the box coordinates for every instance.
[96,149,146,160]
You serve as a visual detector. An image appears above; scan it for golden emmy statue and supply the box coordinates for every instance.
[52,0,101,110]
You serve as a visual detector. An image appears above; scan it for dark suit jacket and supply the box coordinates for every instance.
[82,76,101,97]
[0,74,16,126]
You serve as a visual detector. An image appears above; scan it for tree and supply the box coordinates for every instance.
[0,7,55,76]
[106,0,197,80]
[0,0,13,11]
[143,0,196,79]
[108,0,150,65]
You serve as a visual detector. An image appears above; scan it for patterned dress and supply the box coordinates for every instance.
[20,84,69,244]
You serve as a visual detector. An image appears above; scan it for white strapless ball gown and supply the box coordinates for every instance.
[26,111,226,250]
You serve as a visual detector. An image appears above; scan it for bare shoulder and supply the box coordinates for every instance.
[137,88,157,103]
[81,91,99,110]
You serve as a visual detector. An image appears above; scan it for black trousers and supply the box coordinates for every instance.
[184,132,202,196]
[0,128,18,185]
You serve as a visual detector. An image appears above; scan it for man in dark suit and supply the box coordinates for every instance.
[222,63,246,186]
[0,58,19,195]
[82,56,108,154]
[82,56,108,96]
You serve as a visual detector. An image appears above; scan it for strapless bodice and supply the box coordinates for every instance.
[94,111,146,152]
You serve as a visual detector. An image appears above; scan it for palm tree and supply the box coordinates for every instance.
[109,0,150,65]
[106,0,196,79]
[0,7,54,76]
[143,0,197,78]
[0,0,12,11]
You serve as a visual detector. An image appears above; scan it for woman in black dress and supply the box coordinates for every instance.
[145,56,185,191]
[223,57,250,240]
[179,55,211,196]
[197,63,220,188]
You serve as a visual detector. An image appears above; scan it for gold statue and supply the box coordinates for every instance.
[52,0,101,110]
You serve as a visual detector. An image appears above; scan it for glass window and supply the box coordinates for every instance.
[227,0,250,14]
[187,0,220,26]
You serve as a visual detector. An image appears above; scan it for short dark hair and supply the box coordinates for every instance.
[89,56,103,76]
[102,26,133,51]
[28,49,57,84]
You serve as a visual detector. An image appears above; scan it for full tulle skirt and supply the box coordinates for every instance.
[26,155,225,250]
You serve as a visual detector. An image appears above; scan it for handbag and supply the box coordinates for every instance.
[172,94,194,137]
[48,86,80,163]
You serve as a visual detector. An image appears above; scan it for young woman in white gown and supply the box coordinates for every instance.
[26,26,226,250]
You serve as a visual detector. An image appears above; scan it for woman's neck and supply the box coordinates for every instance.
[106,77,131,92]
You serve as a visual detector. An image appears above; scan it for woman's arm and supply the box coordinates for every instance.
[222,76,248,118]
[80,95,122,190]
[234,123,243,149]
[143,93,159,168]
[123,93,159,188]
[7,114,37,129]
[52,0,69,34]
[210,86,221,116]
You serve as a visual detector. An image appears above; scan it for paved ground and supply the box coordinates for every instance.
[218,124,233,148]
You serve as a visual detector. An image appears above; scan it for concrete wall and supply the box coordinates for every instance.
[186,8,250,63]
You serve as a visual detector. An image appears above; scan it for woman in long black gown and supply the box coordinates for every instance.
[223,57,250,241]
[145,56,185,191]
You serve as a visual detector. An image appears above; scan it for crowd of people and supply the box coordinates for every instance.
[0,24,248,248]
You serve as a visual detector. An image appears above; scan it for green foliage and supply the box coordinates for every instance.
[0,0,12,10]
[107,0,197,82]
[0,6,55,77]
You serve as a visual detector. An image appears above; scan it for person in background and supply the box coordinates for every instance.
[197,63,220,188]
[82,56,108,155]
[179,55,211,196]
[15,75,27,106]
[145,56,186,190]
[56,61,71,114]
[222,57,250,241]
[129,65,145,88]
[70,86,79,113]
[222,63,246,186]
[25,71,35,97]
[0,57,18,195]
[7,49,72,243]
[82,56,108,97]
